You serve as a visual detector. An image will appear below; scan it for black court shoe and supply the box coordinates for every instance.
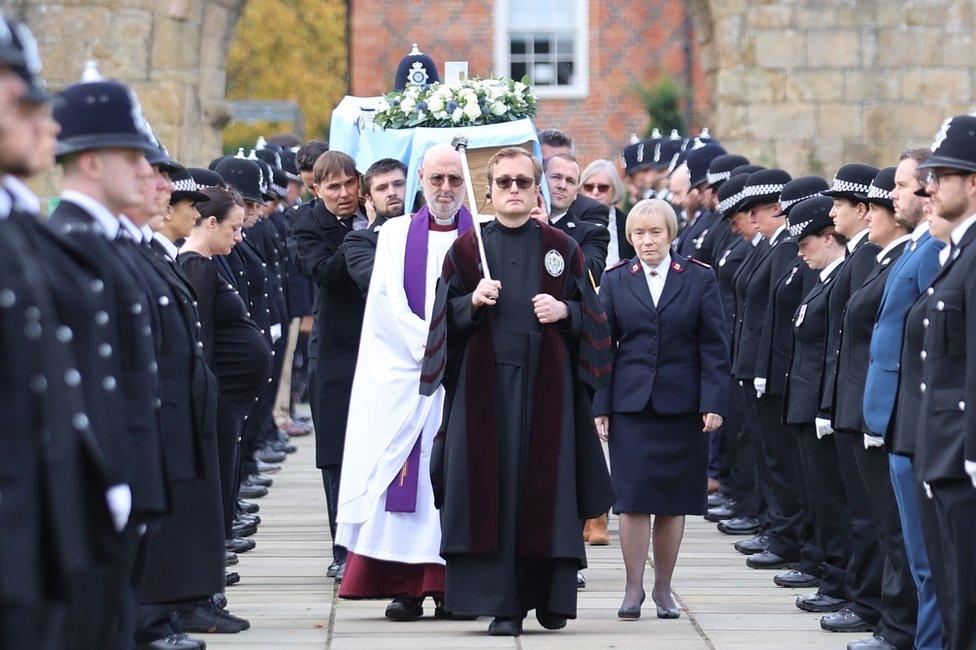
[617,590,645,619]
[536,609,567,630]
[385,596,423,621]
[488,617,523,636]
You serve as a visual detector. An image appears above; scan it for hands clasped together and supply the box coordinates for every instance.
[471,278,568,324]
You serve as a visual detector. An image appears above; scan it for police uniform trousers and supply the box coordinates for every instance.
[930,479,976,649]
[716,376,743,492]
[258,333,287,443]
[850,441,918,647]
[915,477,953,646]
[793,425,849,599]
[753,394,807,561]
[738,385,773,523]
[833,431,883,625]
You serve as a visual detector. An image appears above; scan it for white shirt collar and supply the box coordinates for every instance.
[939,245,951,267]
[3,175,39,215]
[153,232,180,260]
[60,189,120,239]
[911,221,930,241]
[119,215,146,242]
[769,223,786,245]
[640,253,672,276]
[0,187,10,220]
[876,234,912,262]
[846,227,870,252]
[751,232,764,246]
[950,212,976,246]
[820,256,845,281]
[550,210,568,224]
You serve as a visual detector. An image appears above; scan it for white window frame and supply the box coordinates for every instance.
[493,0,589,100]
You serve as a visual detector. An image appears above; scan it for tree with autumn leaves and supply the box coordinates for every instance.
[223,0,347,152]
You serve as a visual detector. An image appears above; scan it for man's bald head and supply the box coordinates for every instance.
[419,143,466,220]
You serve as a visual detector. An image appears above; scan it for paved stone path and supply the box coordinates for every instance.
[207,431,861,649]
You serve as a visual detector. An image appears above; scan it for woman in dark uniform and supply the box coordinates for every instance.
[178,187,273,553]
[594,199,729,620]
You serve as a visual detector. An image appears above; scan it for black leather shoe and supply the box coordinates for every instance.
[254,447,287,463]
[535,609,566,630]
[705,500,737,522]
[796,592,848,613]
[268,438,297,454]
[385,596,423,621]
[255,458,280,474]
[205,594,250,630]
[248,474,273,488]
[707,492,731,508]
[326,560,340,578]
[774,568,820,588]
[138,633,204,649]
[232,521,257,538]
[226,537,255,554]
[225,572,240,587]
[821,607,874,633]
[718,516,761,535]
[237,482,268,499]
[746,550,792,569]
[178,601,247,633]
[225,550,238,566]
[433,597,477,620]
[488,617,522,636]
[734,534,769,555]
[847,634,896,649]
[236,512,261,526]
[576,571,586,589]
[334,561,345,583]
[237,499,259,514]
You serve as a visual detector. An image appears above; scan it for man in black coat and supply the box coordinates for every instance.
[543,154,610,284]
[293,150,369,581]
[671,143,726,260]
[343,158,408,293]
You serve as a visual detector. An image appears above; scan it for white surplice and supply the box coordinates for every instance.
[335,216,457,564]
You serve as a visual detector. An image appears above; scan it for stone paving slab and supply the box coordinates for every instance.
[206,429,863,649]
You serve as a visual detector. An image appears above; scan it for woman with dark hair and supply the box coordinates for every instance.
[179,187,273,565]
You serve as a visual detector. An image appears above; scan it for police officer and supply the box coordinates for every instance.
[913,115,976,649]
[672,142,726,260]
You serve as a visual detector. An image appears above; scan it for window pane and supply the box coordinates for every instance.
[533,36,551,55]
[510,0,577,31]
[556,35,574,57]
[510,35,527,55]
[533,62,555,85]
[556,60,574,86]
[511,61,527,80]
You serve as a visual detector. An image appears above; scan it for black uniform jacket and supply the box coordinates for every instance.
[733,227,790,379]
[759,256,819,397]
[565,192,610,226]
[551,206,610,284]
[819,233,880,419]
[716,237,752,343]
[832,240,908,433]
[676,209,720,260]
[47,199,168,518]
[293,199,366,467]
[784,262,843,425]
[915,223,976,483]
[343,214,389,294]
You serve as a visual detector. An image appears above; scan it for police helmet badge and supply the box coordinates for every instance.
[545,249,565,277]
[408,61,429,87]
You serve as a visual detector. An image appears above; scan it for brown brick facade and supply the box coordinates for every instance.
[349,0,707,165]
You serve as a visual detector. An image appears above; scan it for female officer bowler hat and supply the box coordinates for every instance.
[787,196,834,242]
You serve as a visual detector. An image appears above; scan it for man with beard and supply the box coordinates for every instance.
[336,146,472,620]
[344,158,408,293]
[421,147,614,636]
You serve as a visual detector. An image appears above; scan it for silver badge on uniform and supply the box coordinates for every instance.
[545,249,565,277]
[795,303,808,327]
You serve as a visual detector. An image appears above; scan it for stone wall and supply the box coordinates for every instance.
[694,0,976,175]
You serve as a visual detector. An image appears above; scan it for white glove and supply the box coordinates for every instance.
[923,481,933,499]
[105,484,132,533]
[863,433,884,449]
[965,460,976,490]
[270,323,283,343]
[754,377,767,398]
[815,417,834,439]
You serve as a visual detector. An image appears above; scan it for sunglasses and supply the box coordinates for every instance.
[427,173,464,188]
[582,182,611,193]
[494,176,535,190]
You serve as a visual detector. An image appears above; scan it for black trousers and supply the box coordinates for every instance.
[794,424,848,598]
[917,478,953,645]
[852,442,918,648]
[931,479,976,650]
[1,602,41,649]
[735,384,768,521]
[321,467,347,563]
[753,395,807,562]
[833,431,882,624]
[260,334,288,444]
[216,398,247,539]
[718,376,744,493]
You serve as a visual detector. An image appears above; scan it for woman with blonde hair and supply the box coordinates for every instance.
[581,159,634,266]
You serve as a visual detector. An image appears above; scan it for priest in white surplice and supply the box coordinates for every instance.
[336,145,475,621]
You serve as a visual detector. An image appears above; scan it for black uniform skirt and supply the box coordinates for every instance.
[609,403,707,515]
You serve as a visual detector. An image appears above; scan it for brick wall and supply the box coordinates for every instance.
[349,0,707,166]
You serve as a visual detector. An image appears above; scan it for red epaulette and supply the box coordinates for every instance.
[689,258,712,269]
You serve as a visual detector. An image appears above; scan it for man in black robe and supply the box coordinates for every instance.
[421,147,614,636]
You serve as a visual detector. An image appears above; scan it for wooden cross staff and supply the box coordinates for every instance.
[451,134,492,281]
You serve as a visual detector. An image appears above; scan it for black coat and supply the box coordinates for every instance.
[784,263,843,425]
[285,201,315,317]
[890,292,929,458]
[609,205,635,262]
[715,237,752,342]
[759,257,819,397]
[227,234,272,339]
[732,228,789,379]
[915,224,976,483]
[293,200,366,468]
[551,211,610,285]
[565,192,610,226]
[832,241,907,433]
[819,234,881,419]
[696,215,737,268]
[676,210,720,260]
[343,215,388,294]
[47,200,169,519]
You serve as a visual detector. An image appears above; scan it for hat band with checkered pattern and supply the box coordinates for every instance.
[830,178,870,194]
[788,219,812,238]
[173,178,200,193]
[867,184,892,200]
[706,170,732,186]
[719,190,745,214]
[742,183,785,199]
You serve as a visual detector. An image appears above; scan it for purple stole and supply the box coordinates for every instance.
[384,205,473,513]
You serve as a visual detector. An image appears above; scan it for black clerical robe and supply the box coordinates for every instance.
[421,218,614,618]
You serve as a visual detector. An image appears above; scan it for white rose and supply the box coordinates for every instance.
[435,110,448,120]
[427,96,444,112]
[463,102,482,120]
[451,107,463,122]
[461,90,477,105]
[376,99,390,112]
[400,96,416,113]
[490,101,507,116]
[514,81,528,93]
